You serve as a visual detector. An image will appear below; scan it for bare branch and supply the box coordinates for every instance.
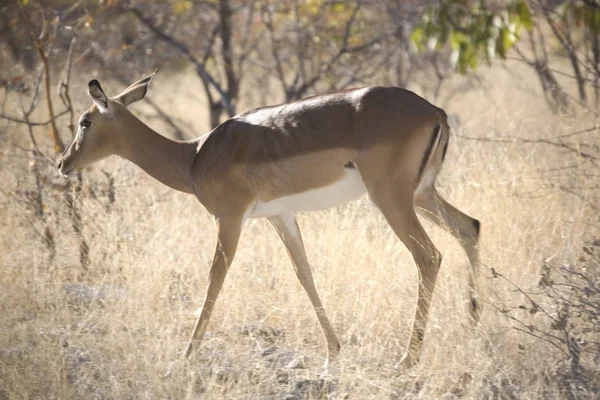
[339,0,362,53]
[143,97,189,140]
[18,1,66,153]
[219,0,238,108]
[17,67,50,223]
[261,4,288,97]
[455,133,600,170]
[58,37,76,137]
[483,262,559,324]
[127,7,234,117]
[0,109,70,127]
[536,0,587,103]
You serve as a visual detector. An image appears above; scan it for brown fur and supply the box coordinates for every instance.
[57,73,480,369]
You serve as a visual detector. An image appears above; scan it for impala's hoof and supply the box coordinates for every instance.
[396,352,419,370]
[183,342,193,358]
[325,341,341,363]
[320,358,340,379]
[323,357,330,372]
[469,295,483,325]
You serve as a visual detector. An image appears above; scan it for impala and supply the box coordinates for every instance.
[57,71,481,368]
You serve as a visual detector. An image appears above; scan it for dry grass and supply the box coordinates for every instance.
[1,62,599,399]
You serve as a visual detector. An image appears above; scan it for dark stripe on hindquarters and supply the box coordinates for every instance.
[473,219,481,235]
[470,297,479,313]
[344,161,356,169]
[416,124,441,182]
[441,137,449,162]
[415,327,425,342]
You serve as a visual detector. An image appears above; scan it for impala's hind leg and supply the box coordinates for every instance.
[269,214,340,367]
[415,186,481,323]
[368,182,442,369]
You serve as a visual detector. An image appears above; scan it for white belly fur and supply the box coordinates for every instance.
[249,168,367,218]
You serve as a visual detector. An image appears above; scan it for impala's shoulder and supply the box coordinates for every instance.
[235,104,283,125]
[203,118,248,144]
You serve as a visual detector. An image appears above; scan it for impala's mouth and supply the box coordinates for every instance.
[59,166,78,178]
[65,168,78,178]
[58,160,78,178]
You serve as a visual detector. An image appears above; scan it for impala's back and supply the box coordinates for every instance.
[193,86,444,204]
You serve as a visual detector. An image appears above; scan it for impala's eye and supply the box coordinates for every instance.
[80,119,91,128]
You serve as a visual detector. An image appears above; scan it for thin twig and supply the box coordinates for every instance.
[127,7,234,117]
[58,37,76,137]
[0,109,69,126]
[555,125,599,139]
[18,2,66,153]
[455,133,600,170]
[483,261,558,323]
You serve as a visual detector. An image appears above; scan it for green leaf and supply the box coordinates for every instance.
[594,10,600,33]
[410,27,425,51]
[496,28,508,58]
[504,27,514,53]
[486,37,496,61]
[555,0,570,20]
[457,41,477,73]
[513,18,522,37]
[333,3,345,14]
[173,0,192,14]
[424,20,437,37]
[516,0,533,31]
[410,0,531,72]
[467,51,478,69]
[437,18,449,48]
[450,31,464,51]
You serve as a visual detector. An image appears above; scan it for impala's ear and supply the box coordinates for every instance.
[114,69,157,107]
[88,80,110,114]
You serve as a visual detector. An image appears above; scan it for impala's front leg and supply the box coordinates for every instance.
[184,215,242,357]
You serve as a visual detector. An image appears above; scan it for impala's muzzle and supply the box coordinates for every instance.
[57,154,78,178]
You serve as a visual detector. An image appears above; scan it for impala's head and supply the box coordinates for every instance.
[57,70,156,177]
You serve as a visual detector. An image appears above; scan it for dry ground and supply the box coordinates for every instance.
[1,62,599,399]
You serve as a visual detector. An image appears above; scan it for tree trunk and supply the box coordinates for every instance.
[219,0,238,117]
[593,33,599,108]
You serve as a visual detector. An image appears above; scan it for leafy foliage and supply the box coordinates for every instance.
[495,239,600,396]
[556,0,600,34]
[411,0,533,73]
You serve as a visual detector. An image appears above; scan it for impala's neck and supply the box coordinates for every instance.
[117,111,197,194]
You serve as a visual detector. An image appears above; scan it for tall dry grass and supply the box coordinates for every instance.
[1,62,598,399]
